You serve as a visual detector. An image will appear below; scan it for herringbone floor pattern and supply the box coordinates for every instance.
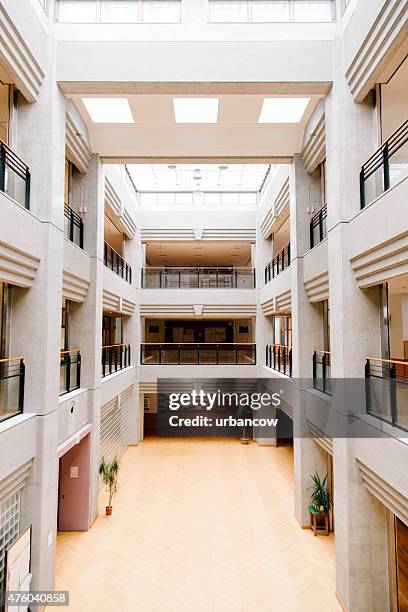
[51,438,340,612]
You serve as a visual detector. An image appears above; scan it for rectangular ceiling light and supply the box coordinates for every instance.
[173,98,219,123]
[259,98,310,123]
[82,98,134,123]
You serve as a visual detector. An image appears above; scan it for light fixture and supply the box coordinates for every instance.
[173,98,219,123]
[82,98,134,123]
[259,98,310,123]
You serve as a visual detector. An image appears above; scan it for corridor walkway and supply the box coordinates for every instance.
[52,439,341,611]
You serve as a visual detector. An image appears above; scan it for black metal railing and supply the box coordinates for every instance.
[310,205,327,249]
[60,350,81,396]
[141,267,256,289]
[313,350,332,395]
[0,357,25,423]
[360,117,408,208]
[0,140,30,209]
[265,244,291,284]
[102,344,131,377]
[266,344,292,377]
[64,203,84,248]
[365,357,408,432]
[104,242,132,284]
[141,343,256,365]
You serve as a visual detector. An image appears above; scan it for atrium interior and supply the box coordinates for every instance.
[0,1,408,612]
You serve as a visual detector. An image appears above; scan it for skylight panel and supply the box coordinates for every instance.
[82,98,134,123]
[259,98,310,123]
[173,98,219,123]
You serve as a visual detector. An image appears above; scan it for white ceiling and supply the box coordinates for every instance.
[71,93,322,161]
[127,163,269,191]
[146,241,252,266]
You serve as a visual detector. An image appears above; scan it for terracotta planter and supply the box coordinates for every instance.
[105,506,113,516]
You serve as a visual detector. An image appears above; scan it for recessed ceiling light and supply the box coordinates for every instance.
[82,98,134,124]
[173,98,219,123]
[259,98,310,123]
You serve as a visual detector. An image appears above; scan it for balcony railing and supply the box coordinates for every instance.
[0,357,25,423]
[141,343,256,365]
[360,117,408,208]
[104,242,132,284]
[209,0,335,23]
[102,344,131,378]
[266,344,292,377]
[60,350,81,396]
[313,350,332,395]
[265,244,291,284]
[365,357,408,432]
[310,205,327,249]
[0,141,30,209]
[64,203,84,249]
[141,267,256,289]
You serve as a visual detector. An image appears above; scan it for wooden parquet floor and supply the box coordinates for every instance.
[51,438,341,612]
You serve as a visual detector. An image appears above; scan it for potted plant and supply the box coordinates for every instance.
[308,472,332,514]
[99,456,119,516]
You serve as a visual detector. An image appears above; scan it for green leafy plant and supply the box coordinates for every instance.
[308,472,332,514]
[99,456,119,509]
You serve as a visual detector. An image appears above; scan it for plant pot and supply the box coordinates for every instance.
[105,506,113,516]
[240,437,250,445]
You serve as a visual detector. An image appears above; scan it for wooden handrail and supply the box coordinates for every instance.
[314,349,331,354]
[143,266,254,271]
[0,139,30,169]
[271,343,292,349]
[102,343,128,349]
[142,342,255,346]
[0,356,23,363]
[104,241,125,261]
[360,116,408,168]
[60,349,80,355]
[367,357,408,366]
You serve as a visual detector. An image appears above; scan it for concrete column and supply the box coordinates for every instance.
[123,222,141,444]
[10,39,65,592]
[255,208,275,446]
[326,38,389,611]
[289,154,328,525]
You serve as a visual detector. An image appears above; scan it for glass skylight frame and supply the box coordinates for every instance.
[258,97,310,123]
[173,98,219,124]
[82,98,135,124]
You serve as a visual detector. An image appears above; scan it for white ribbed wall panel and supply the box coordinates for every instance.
[100,386,134,468]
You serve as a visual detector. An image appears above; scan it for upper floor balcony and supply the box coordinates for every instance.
[265,244,291,284]
[141,342,256,365]
[0,141,30,210]
[64,203,84,249]
[0,357,25,423]
[310,205,327,249]
[360,117,408,209]
[313,349,332,395]
[104,242,132,285]
[266,343,292,377]
[60,349,81,396]
[365,357,408,433]
[142,267,255,289]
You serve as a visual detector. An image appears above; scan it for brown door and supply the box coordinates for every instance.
[58,434,91,531]
[396,517,408,611]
